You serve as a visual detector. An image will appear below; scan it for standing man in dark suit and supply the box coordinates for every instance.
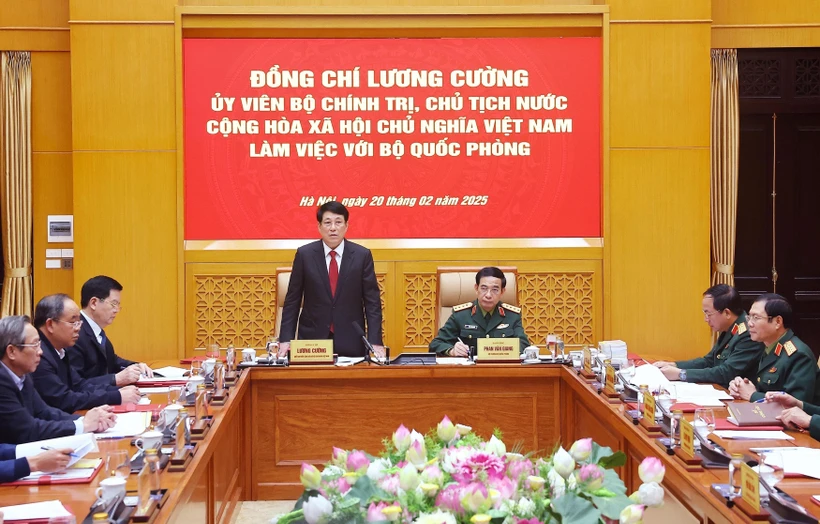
[32,294,139,413]
[71,275,152,385]
[278,201,384,358]
[0,315,115,444]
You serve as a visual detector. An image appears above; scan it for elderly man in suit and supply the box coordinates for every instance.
[278,201,384,358]
[0,315,115,444]
[71,275,152,385]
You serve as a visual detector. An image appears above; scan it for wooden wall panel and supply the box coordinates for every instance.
[73,152,178,363]
[711,0,820,48]
[70,0,176,21]
[712,0,820,26]
[31,52,72,154]
[607,0,709,22]
[69,24,175,151]
[32,153,74,299]
[610,22,711,148]
[609,148,710,359]
[0,0,69,29]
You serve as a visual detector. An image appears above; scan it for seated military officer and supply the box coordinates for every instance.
[728,293,817,403]
[653,284,763,388]
[429,267,530,357]
[764,391,820,442]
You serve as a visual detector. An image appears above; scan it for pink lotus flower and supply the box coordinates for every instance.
[489,476,516,506]
[570,438,593,462]
[435,484,466,514]
[421,464,444,486]
[506,457,534,483]
[437,415,457,442]
[638,457,665,484]
[378,473,401,496]
[460,482,490,513]
[393,424,411,452]
[331,447,347,467]
[346,450,369,474]
[299,463,322,490]
[577,463,604,490]
[451,452,506,483]
[367,502,389,522]
[516,519,545,524]
[620,504,645,524]
[321,476,351,496]
[406,438,427,469]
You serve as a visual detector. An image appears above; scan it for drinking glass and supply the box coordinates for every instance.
[167,386,183,405]
[190,360,203,378]
[758,451,785,487]
[658,384,676,412]
[106,449,131,478]
[206,343,220,360]
[694,408,716,438]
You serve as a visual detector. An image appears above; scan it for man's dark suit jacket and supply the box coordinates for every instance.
[32,333,121,413]
[0,367,78,444]
[70,317,133,385]
[279,240,382,357]
[0,443,30,482]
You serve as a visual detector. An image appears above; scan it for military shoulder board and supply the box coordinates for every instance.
[453,302,473,312]
[501,303,521,314]
[784,340,798,357]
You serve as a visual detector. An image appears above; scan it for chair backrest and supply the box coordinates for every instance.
[275,267,293,338]
[435,266,518,329]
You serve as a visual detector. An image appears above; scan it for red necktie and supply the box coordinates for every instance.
[329,250,338,297]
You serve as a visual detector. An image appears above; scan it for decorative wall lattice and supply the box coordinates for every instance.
[794,58,820,97]
[404,274,437,347]
[376,274,387,342]
[517,272,595,346]
[194,275,277,349]
[739,58,781,98]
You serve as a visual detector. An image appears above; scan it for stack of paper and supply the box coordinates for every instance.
[14,458,102,483]
[713,430,794,440]
[0,500,73,521]
[95,411,150,439]
[673,383,732,406]
[599,340,628,367]
[755,447,820,480]
[15,433,97,468]
[629,364,671,391]
[151,366,188,378]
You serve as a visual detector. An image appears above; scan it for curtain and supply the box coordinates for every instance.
[710,49,739,287]
[0,52,33,317]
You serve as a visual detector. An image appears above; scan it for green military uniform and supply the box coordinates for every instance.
[675,312,764,388]
[429,300,530,355]
[749,329,816,403]
[801,401,820,442]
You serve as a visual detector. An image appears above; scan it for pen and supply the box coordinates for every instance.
[753,398,766,403]
[41,446,79,458]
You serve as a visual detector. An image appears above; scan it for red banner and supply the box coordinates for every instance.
[183,38,601,240]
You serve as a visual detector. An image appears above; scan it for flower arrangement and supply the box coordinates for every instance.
[274,416,665,524]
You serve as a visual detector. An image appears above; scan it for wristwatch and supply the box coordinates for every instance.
[445,347,453,356]
[679,369,687,382]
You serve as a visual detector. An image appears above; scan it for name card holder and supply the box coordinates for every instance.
[476,338,520,363]
[735,462,770,521]
[168,418,196,472]
[672,417,704,471]
[600,364,620,403]
[579,345,596,380]
[639,392,662,435]
[289,340,335,365]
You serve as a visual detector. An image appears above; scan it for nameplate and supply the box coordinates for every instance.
[604,364,615,390]
[741,461,761,512]
[477,338,520,361]
[680,417,695,458]
[290,340,334,364]
[643,390,656,423]
[583,346,593,374]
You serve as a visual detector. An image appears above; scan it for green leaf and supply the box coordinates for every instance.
[590,493,633,520]
[293,489,320,510]
[275,509,305,524]
[346,476,384,504]
[600,469,628,496]
[550,493,601,524]
[597,451,627,470]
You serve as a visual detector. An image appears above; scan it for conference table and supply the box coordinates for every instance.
[1,361,819,524]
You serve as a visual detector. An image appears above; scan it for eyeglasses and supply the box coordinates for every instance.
[102,299,121,310]
[54,319,83,328]
[321,220,346,229]
[478,286,502,295]
[15,342,40,350]
[746,314,773,324]
[703,310,720,318]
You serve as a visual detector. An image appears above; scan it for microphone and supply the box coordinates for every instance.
[352,321,382,364]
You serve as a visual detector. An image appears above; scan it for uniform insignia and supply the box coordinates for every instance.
[736,323,747,335]
[464,324,478,330]
[731,324,739,335]
[768,367,777,373]
[501,303,521,314]
[472,306,477,316]
[453,302,473,312]
[757,377,761,383]
[717,354,722,360]
[498,324,509,329]
[775,344,782,357]
[784,341,797,357]
[498,306,505,317]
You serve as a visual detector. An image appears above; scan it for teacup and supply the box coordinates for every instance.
[134,430,164,453]
[186,375,205,396]
[95,476,127,504]
[524,346,540,361]
[241,348,256,363]
[164,403,184,425]
[201,358,216,376]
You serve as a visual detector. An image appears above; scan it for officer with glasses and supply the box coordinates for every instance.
[728,293,818,404]
[429,267,530,357]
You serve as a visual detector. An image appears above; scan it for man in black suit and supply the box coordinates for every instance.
[32,294,140,413]
[0,315,115,444]
[71,275,152,385]
[278,201,384,358]
[0,444,72,482]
